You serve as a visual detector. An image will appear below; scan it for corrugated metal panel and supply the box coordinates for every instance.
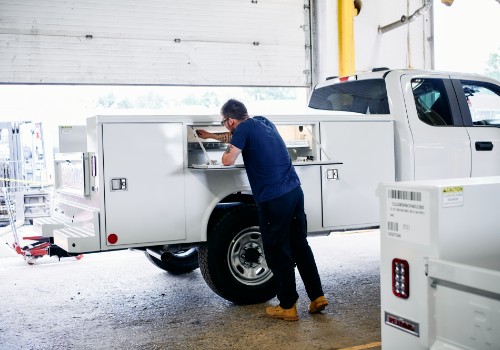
[0,0,311,86]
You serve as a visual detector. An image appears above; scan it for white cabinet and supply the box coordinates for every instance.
[101,123,186,246]
[320,121,395,229]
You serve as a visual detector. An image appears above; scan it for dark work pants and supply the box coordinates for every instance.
[258,186,324,309]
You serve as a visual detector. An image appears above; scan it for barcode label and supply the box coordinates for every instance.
[389,190,422,202]
[388,221,399,232]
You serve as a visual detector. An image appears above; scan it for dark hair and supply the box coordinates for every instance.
[220,99,249,120]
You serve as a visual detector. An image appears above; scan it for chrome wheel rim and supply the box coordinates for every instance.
[227,226,273,286]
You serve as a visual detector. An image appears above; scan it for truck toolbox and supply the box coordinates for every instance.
[379,177,500,349]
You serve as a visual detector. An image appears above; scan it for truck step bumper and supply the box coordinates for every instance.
[53,226,99,253]
[33,216,73,237]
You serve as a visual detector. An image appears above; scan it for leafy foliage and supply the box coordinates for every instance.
[485,47,500,81]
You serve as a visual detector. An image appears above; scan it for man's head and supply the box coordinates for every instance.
[220,99,249,133]
[220,99,248,121]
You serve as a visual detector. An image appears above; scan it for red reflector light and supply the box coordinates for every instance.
[339,76,349,82]
[107,233,118,244]
[392,258,409,299]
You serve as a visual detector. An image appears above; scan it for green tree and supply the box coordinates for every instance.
[244,87,296,100]
[485,48,500,81]
[136,92,168,109]
[182,92,220,108]
[96,91,168,109]
[182,94,199,106]
[97,93,116,108]
[201,92,219,108]
[117,98,133,109]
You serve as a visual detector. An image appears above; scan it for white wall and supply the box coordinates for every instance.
[313,0,433,83]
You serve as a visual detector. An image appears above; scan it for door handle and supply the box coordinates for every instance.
[475,141,493,151]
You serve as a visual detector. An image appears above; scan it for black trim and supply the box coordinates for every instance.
[451,79,474,127]
[443,79,464,126]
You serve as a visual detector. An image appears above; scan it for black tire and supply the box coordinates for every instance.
[144,248,199,275]
[199,204,277,305]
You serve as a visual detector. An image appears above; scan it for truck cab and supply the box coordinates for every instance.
[309,69,500,181]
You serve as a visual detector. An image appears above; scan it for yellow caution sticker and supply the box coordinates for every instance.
[60,126,74,134]
[442,186,464,207]
[442,186,463,193]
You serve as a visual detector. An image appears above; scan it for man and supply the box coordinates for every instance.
[197,99,328,321]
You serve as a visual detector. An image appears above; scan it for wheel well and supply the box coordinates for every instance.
[207,192,255,238]
[219,192,255,205]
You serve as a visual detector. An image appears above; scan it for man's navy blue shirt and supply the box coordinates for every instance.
[230,116,300,204]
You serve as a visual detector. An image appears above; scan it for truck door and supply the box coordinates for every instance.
[451,78,500,177]
[102,122,186,246]
[401,74,471,180]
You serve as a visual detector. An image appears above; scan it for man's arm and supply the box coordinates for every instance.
[222,144,241,166]
[196,130,231,143]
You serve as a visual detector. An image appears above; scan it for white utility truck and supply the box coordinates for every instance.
[35,69,500,304]
[379,177,500,349]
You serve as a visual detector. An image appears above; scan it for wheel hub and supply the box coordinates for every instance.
[240,243,263,267]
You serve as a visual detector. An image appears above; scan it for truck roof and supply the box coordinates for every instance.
[314,68,496,89]
[309,68,499,115]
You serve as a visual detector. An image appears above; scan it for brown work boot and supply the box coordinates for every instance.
[308,296,329,314]
[265,304,299,321]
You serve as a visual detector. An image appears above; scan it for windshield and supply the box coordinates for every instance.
[308,79,390,114]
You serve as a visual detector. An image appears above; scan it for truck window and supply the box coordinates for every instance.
[412,78,454,126]
[459,80,500,126]
[308,79,390,114]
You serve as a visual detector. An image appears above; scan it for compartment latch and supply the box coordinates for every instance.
[110,178,127,191]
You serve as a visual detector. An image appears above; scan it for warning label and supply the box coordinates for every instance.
[442,186,464,208]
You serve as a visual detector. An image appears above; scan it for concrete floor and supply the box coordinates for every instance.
[0,226,381,350]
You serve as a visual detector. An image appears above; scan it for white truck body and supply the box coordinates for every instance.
[49,114,395,250]
[378,177,500,350]
[35,69,500,304]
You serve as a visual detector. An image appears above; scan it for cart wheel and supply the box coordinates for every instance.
[75,254,84,260]
[26,257,37,265]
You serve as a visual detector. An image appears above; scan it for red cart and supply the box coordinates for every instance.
[3,188,83,265]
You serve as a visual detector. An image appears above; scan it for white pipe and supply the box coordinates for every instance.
[304,126,332,161]
[378,0,432,34]
[190,126,212,165]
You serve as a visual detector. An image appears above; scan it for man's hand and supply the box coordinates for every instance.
[196,129,212,139]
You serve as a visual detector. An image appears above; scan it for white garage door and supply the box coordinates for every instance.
[0,0,312,86]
